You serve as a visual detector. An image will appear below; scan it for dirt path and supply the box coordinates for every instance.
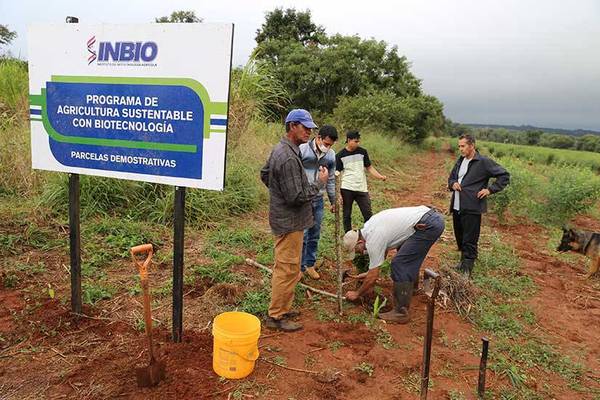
[488,215,600,390]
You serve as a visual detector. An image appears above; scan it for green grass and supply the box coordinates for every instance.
[0,223,66,256]
[480,140,600,173]
[239,289,270,316]
[328,340,344,352]
[82,282,115,305]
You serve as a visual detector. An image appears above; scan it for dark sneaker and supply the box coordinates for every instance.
[265,317,303,332]
[282,310,301,319]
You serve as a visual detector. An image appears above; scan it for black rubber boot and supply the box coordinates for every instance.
[462,258,475,278]
[454,253,465,272]
[378,282,414,324]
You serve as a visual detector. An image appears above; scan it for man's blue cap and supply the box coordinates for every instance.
[285,109,317,129]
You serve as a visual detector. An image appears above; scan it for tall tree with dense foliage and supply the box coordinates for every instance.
[254,8,423,114]
[255,8,325,48]
[155,11,202,23]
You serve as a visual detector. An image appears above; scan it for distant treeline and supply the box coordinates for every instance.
[448,123,600,153]
[465,123,600,137]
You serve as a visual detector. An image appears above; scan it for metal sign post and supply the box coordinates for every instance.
[66,16,82,316]
[172,186,186,342]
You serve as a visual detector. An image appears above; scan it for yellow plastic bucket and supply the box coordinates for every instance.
[212,311,261,379]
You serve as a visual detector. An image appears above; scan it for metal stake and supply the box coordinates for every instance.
[478,337,489,399]
[335,171,342,314]
[420,269,441,400]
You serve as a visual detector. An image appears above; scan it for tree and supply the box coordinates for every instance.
[0,24,17,46]
[450,124,473,138]
[255,24,422,115]
[331,91,444,144]
[525,129,543,145]
[256,8,325,47]
[576,134,600,152]
[155,11,202,23]
[539,133,576,149]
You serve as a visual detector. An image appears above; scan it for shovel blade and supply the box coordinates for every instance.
[135,359,166,387]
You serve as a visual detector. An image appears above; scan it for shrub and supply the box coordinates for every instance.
[543,165,600,224]
[331,91,443,144]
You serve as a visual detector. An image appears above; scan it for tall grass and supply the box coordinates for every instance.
[0,59,40,195]
[0,58,28,125]
[38,162,264,228]
[0,119,46,196]
[228,56,290,146]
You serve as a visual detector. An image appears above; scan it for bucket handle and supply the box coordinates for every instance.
[220,347,259,362]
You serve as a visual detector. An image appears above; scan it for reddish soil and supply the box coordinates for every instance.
[1,148,599,399]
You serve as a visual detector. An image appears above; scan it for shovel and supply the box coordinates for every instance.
[131,243,166,387]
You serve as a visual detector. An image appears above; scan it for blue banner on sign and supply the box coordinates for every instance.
[45,81,204,179]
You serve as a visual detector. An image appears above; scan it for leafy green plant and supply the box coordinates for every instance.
[375,328,397,350]
[353,362,374,377]
[448,390,466,400]
[3,273,19,288]
[239,289,270,316]
[82,283,115,305]
[272,355,286,366]
[328,340,344,352]
[372,295,387,318]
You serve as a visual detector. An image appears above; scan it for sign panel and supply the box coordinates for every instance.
[28,23,233,190]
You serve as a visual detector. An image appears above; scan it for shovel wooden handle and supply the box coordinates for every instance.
[131,244,154,275]
[131,244,157,361]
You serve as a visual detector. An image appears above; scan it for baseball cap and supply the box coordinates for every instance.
[342,230,359,261]
[285,109,317,129]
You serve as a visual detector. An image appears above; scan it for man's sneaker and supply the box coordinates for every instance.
[305,266,320,280]
[265,317,303,332]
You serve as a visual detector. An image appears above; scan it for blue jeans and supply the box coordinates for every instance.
[301,196,325,271]
[391,210,445,283]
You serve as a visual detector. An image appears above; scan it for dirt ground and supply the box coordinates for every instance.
[1,148,599,399]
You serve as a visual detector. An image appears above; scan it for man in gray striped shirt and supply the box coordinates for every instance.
[260,109,328,332]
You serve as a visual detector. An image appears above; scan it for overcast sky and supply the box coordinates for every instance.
[2,0,599,131]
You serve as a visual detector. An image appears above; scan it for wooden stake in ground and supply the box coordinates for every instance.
[245,259,342,300]
[335,171,343,314]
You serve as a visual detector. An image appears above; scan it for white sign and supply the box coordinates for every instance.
[28,23,233,190]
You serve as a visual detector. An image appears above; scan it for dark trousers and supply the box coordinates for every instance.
[452,210,481,260]
[341,189,372,233]
[391,210,445,283]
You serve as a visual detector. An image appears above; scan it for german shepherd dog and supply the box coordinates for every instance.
[557,227,600,278]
